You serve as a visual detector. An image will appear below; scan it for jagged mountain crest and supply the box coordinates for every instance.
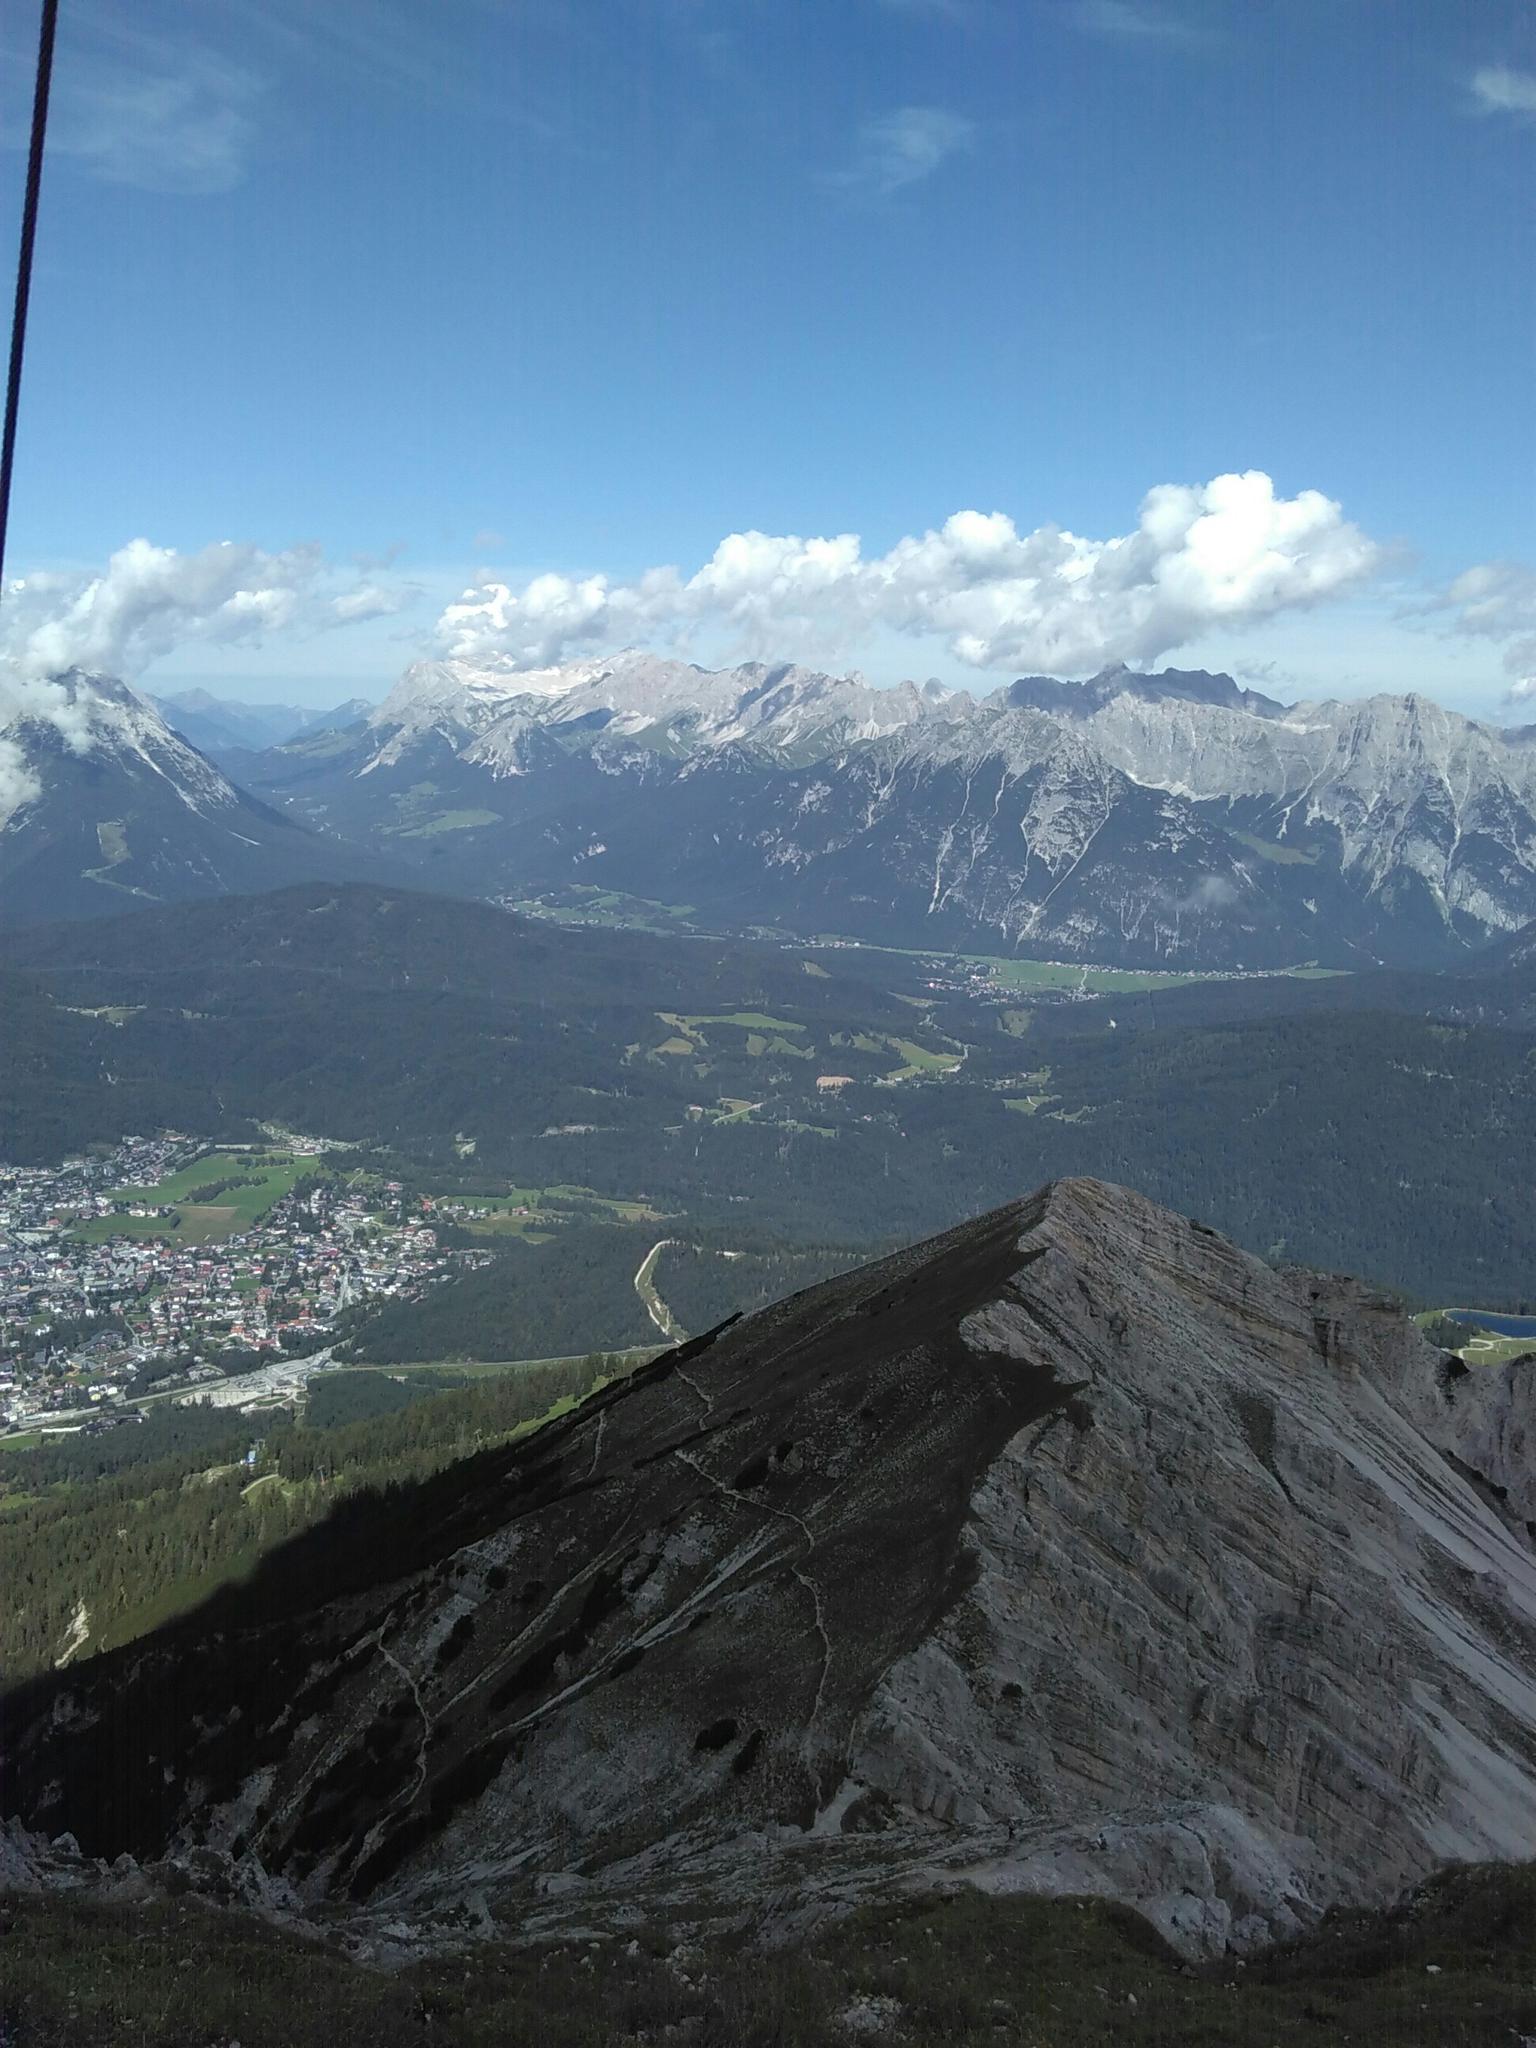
[233,650,1536,966]
[20,656,1536,963]
[1007,662,1289,719]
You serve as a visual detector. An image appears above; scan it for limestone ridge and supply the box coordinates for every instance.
[240,654,1536,965]
[4,1179,1535,1958]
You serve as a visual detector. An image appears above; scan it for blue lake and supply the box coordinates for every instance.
[1447,1310,1536,1339]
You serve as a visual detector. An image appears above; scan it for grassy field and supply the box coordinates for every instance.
[1455,1333,1536,1367]
[883,1033,963,1077]
[979,956,1347,992]
[681,1010,807,1033]
[510,886,699,932]
[70,1149,316,1247]
[805,932,1346,994]
[445,1186,662,1237]
[1416,1309,1536,1368]
[395,808,500,837]
[652,1011,813,1062]
[355,1346,662,1377]
[3,1865,1534,2047]
[980,956,1209,993]
[1227,827,1321,867]
[67,1214,175,1244]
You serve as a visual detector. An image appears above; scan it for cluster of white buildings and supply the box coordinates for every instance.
[0,1137,458,1435]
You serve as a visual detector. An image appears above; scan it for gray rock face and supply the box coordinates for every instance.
[5,1180,1536,1957]
[252,654,1536,966]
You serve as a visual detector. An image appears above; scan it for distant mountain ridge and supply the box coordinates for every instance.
[237,650,1536,968]
[7,659,1536,963]
[1005,662,1289,720]
[149,688,373,759]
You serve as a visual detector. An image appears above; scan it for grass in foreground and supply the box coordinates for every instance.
[2,1866,1534,2047]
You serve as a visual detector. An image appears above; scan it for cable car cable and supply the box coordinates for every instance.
[0,0,60,600]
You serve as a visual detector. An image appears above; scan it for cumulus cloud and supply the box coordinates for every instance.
[0,670,103,820]
[1163,875,1240,915]
[1417,558,1536,701]
[1,538,407,684]
[329,582,409,625]
[827,106,975,197]
[437,471,1381,678]
[1470,66,1536,116]
[0,539,410,807]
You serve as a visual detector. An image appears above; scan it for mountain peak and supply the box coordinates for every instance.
[0,668,394,923]
[7,1177,1536,1957]
[1007,665,1288,720]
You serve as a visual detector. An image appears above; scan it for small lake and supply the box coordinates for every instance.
[1447,1310,1536,1339]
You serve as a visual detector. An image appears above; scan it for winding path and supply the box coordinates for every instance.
[633,1238,686,1342]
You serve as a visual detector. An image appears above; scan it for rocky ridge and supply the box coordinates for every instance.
[244,653,1536,965]
[4,1179,1535,1961]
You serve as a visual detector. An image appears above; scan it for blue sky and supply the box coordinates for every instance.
[1,0,1533,711]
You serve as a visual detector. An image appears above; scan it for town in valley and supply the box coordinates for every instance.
[0,1134,467,1436]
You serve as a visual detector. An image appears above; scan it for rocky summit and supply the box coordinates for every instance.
[5,1179,1536,1960]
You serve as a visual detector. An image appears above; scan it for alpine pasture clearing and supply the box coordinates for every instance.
[70,1150,315,1246]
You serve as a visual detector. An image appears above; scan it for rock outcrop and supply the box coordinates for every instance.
[4,1179,1536,1957]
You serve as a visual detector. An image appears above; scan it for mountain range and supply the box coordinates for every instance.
[4,658,1536,970]
[148,688,373,763]
[229,651,1536,967]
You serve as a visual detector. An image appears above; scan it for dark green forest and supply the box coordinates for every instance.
[0,1356,629,1685]
[5,882,1535,1324]
[336,1228,870,1362]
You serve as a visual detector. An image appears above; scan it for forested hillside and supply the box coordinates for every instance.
[4,883,1535,1310]
[0,1356,628,1684]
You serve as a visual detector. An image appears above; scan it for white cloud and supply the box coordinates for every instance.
[1,538,406,683]
[1418,558,1536,698]
[1164,874,1240,914]
[0,538,410,813]
[1471,65,1536,116]
[42,36,263,194]
[1508,675,1536,705]
[1075,1,1198,44]
[437,471,1381,677]
[330,582,410,625]
[0,736,41,819]
[827,106,975,197]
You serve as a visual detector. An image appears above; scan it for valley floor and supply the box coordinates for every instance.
[2,1866,1534,2046]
